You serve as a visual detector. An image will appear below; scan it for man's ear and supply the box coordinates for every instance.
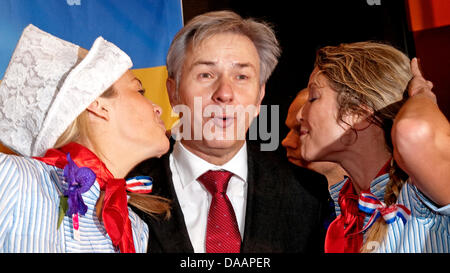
[254,83,266,117]
[258,83,266,105]
[86,98,110,121]
[166,77,178,107]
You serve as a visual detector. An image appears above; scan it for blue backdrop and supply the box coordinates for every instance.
[0,0,183,77]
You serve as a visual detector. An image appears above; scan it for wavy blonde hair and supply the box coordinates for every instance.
[314,41,412,252]
[55,86,171,220]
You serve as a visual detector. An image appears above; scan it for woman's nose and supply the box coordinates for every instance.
[153,104,163,117]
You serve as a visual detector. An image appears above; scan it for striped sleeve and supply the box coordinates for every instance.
[0,153,21,252]
[411,185,450,216]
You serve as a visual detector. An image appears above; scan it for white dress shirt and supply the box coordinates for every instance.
[169,141,248,253]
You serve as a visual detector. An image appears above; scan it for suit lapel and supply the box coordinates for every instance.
[144,154,194,253]
[241,145,255,252]
[241,143,283,252]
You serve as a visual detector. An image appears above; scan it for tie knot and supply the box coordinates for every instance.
[197,170,233,195]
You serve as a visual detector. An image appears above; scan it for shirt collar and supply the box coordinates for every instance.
[331,173,390,207]
[369,173,389,201]
[172,141,248,189]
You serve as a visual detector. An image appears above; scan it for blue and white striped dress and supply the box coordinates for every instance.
[0,153,149,253]
[329,174,450,253]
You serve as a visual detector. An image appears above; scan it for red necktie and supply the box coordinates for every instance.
[197,170,241,253]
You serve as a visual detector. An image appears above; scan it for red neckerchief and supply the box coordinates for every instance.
[325,158,391,253]
[34,142,135,253]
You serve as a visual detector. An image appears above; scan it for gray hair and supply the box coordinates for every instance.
[166,10,281,88]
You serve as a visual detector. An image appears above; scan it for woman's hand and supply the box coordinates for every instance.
[408,58,437,103]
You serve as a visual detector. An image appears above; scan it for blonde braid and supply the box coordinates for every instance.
[361,159,408,252]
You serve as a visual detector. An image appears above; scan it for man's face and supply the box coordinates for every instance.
[281,89,309,167]
[168,32,265,159]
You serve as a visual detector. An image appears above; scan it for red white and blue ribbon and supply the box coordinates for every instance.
[358,191,411,233]
[125,176,153,194]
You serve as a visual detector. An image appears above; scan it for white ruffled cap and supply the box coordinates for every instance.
[0,24,132,156]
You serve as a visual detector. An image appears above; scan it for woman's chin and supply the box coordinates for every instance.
[156,139,171,158]
[301,150,316,163]
[138,139,171,160]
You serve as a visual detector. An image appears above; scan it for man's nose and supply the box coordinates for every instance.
[212,76,234,104]
[281,130,298,149]
[296,105,305,124]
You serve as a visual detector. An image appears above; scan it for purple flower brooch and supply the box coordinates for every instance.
[57,153,96,234]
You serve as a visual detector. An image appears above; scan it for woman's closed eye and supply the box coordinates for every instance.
[308,89,319,102]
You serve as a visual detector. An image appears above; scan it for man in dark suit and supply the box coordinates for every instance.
[127,10,332,253]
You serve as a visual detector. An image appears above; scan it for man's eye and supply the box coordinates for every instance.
[237,74,248,80]
[308,98,317,102]
[199,73,213,79]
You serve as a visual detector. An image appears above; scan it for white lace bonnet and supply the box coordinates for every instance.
[0,24,132,157]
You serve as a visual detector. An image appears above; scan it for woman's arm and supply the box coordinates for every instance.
[0,153,20,250]
[392,58,450,206]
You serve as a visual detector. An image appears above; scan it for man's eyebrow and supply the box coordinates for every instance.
[191,61,256,70]
[192,60,216,67]
[232,62,255,69]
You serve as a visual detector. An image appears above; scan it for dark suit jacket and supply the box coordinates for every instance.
[127,141,333,253]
